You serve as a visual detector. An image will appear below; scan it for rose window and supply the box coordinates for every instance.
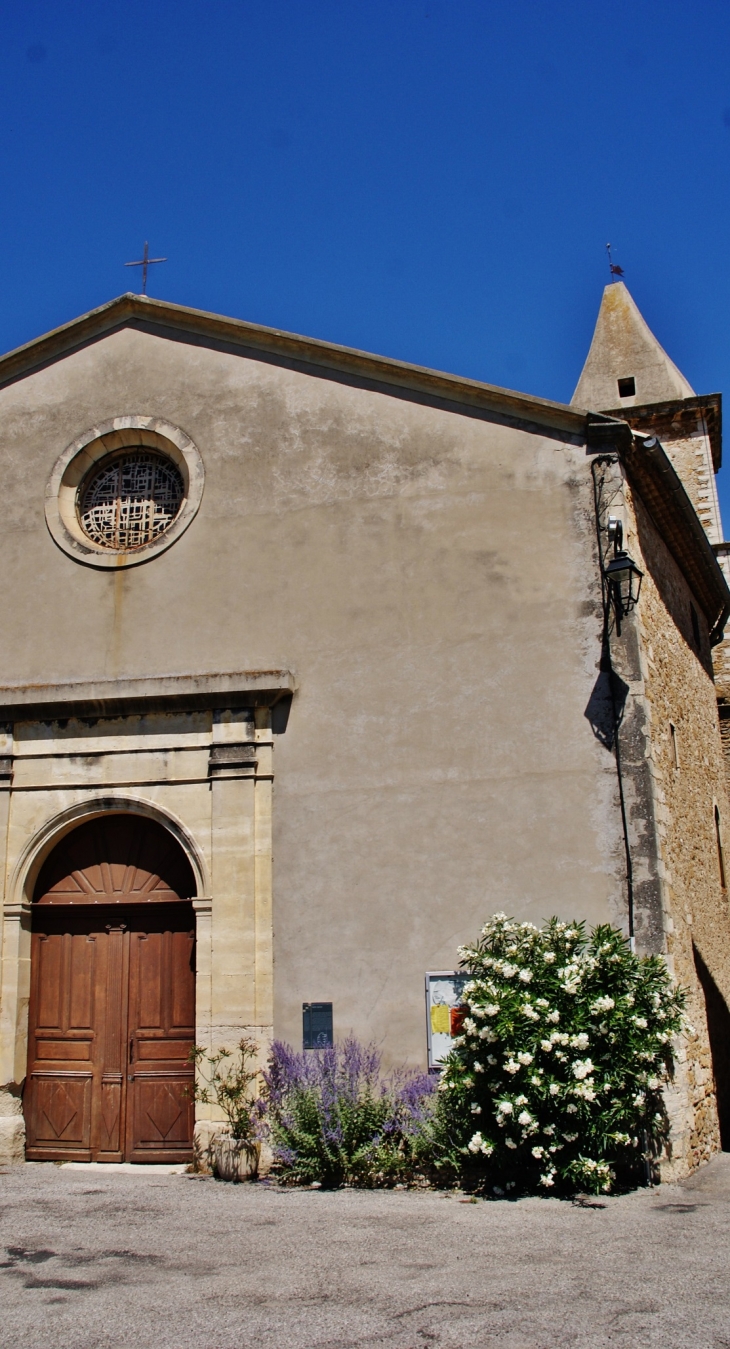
[78,452,184,551]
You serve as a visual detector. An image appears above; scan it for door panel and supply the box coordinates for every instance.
[126,920,195,1163]
[95,922,128,1160]
[69,933,96,1027]
[25,928,102,1160]
[26,902,195,1163]
[35,933,65,1029]
[128,1079,193,1153]
[30,1073,93,1150]
[171,931,196,1027]
[36,1039,92,1061]
[137,1039,191,1061]
[98,1079,123,1153]
[137,932,164,1028]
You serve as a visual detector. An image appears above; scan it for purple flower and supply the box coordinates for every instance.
[263,1039,435,1185]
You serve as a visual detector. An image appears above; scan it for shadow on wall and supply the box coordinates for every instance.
[584,663,630,752]
[694,945,730,1150]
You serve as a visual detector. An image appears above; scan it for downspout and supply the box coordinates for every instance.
[590,454,635,946]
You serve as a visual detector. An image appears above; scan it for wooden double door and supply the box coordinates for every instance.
[24,816,196,1163]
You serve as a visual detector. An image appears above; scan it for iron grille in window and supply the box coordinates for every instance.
[79,452,184,550]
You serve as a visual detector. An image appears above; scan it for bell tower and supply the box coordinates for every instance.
[573,281,724,549]
[574,280,730,753]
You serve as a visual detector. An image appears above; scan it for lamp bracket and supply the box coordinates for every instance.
[607,516,624,554]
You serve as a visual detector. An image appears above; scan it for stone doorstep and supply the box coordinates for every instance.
[57,1162,188,1174]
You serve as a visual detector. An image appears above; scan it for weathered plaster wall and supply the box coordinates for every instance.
[628,489,730,1174]
[0,326,626,1072]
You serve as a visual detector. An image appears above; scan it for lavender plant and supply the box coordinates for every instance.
[431,915,686,1195]
[263,1038,435,1187]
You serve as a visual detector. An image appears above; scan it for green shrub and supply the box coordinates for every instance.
[430,914,686,1195]
[190,1037,263,1140]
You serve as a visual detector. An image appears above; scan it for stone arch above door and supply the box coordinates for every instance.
[9,795,209,909]
[33,814,197,905]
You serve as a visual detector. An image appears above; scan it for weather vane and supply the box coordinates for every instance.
[606,243,624,283]
[124,241,167,295]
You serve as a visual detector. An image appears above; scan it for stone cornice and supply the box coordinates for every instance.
[600,393,722,472]
[0,670,295,723]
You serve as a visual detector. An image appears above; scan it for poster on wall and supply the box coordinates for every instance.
[425,971,469,1071]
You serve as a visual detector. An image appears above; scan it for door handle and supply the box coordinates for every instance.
[129,1036,134,1064]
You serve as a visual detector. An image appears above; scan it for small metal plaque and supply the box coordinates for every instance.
[303,1002,333,1049]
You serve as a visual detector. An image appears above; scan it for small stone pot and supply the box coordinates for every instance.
[211,1134,261,1183]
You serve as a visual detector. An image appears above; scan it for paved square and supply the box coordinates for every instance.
[1,1157,729,1348]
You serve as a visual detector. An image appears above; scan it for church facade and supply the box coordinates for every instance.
[0,285,728,1173]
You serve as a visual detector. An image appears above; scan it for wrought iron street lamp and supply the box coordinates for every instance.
[604,520,643,628]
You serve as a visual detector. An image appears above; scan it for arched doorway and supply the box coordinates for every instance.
[24,815,197,1164]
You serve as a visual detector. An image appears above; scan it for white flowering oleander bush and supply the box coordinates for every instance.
[430,915,686,1195]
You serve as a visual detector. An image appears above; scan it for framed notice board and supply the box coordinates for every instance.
[425,971,469,1071]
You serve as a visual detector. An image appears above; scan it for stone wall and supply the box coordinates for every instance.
[627,485,730,1174]
[659,418,723,547]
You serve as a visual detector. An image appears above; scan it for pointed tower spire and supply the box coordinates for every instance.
[572,281,694,410]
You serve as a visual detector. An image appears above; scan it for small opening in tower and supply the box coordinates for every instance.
[617,376,636,399]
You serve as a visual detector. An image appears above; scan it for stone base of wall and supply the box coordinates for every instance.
[0,1086,25,1165]
[192,1119,218,1173]
[660,1037,721,1181]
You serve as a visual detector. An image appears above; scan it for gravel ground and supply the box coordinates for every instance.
[1,1155,729,1349]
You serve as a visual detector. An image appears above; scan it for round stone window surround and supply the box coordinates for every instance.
[45,416,205,569]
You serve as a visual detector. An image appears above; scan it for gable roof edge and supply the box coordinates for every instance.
[0,292,590,440]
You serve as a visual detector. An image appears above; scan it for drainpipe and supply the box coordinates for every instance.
[590,454,635,948]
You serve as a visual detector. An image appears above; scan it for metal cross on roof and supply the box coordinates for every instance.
[124,241,167,295]
[605,242,624,282]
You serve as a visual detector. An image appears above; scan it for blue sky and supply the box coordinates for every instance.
[3,1,730,519]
